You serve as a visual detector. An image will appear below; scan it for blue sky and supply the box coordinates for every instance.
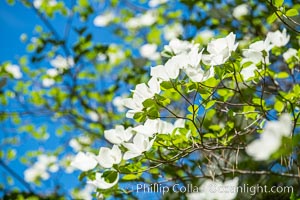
[0,1,81,197]
[0,0,130,198]
[0,1,37,62]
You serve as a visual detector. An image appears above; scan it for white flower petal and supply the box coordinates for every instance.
[71,152,97,171]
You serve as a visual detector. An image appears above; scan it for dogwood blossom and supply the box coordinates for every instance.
[202,32,238,66]
[104,125,133,145]
[182,47,214,82]
[71,152,97,171]
[149,0,168,7]
[69,135,92,152]
[283,48,299,61]
[126,10,157,29]
[151,45,201,81]
[112,96,126,112]
[197,30,214,44]
[164,39,196,55]
[88,171,119,189]
[71,185,94,200]
[5,64,22,79]
[140,43,160,60]
[33,0,57,8]
[42,78,55,87]
[96,145,122,168]
[123,134,155,160]
[150,55,186,80]
[163,23,184,41]
[24,164,50,182]
[123,77,161,118]
[50,55,74,70]
[267,28,290,47]
[133,119,185,137]
[132,76,160,100]
[240,64,257,80]
[46,68,59,77]
[242,38,273,65]
[187,177,239,200]
[87,111,99,122]
[233,4,249,19]
[93,12,114,27]
[246,113,292,161]
[24,154,59,182]
[60,154,76,174]
[152,45,214,82]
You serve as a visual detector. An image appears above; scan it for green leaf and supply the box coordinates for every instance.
[286,9,299,17]
[276,72,289,79]
[267,13,277,24]
[160,81,173,90]
[205,100,216,109]
[6,0,15,5]
[274,100,285,112]
[143,99,156,108]
[274,0,284,7]
[102,170,118,183]
[7,149,16,160]
[79,172,87,181]
[209,124,221,131]
[122,174,140,181]
[203,133,217,138]
[133,112,146,122]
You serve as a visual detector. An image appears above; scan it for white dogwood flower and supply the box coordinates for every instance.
[242,38,273,65]
[149,0,168,7]
[71,152,97,171]
[50,55,74,70]
[163,23,183,41]
[187,177,239,200]
[33,0,57,8]
[246,113,292,161]
[87,111,99,122]
[202,32,238,66]
[151,46,213,82]
[126,10,157,29]
[240,64,257,81]
[104,125,133,145]
[46,68,59,77]
[42,78,55,87]
[5,64,22,79]
[267,28,290,47]
[24,154,59,182]
[24,165,49,182]
[93,12,114,27]
[197,30,214,44]
[283,48,299,61]
[133,118,185,137]
[112,96,126,112]
[123,134,155,160]
[140,43,160,60]
[164,39,196,55]
[233,4,249,19]
[123,77,161,118]
[88,171,119,189]
[96,145,122,168]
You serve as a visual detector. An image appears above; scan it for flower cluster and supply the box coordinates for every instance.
[240,28,290,81]
[42,55,74,87]
[70,29,295,195]
[24,154,59,183]
[71,118,185,189]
